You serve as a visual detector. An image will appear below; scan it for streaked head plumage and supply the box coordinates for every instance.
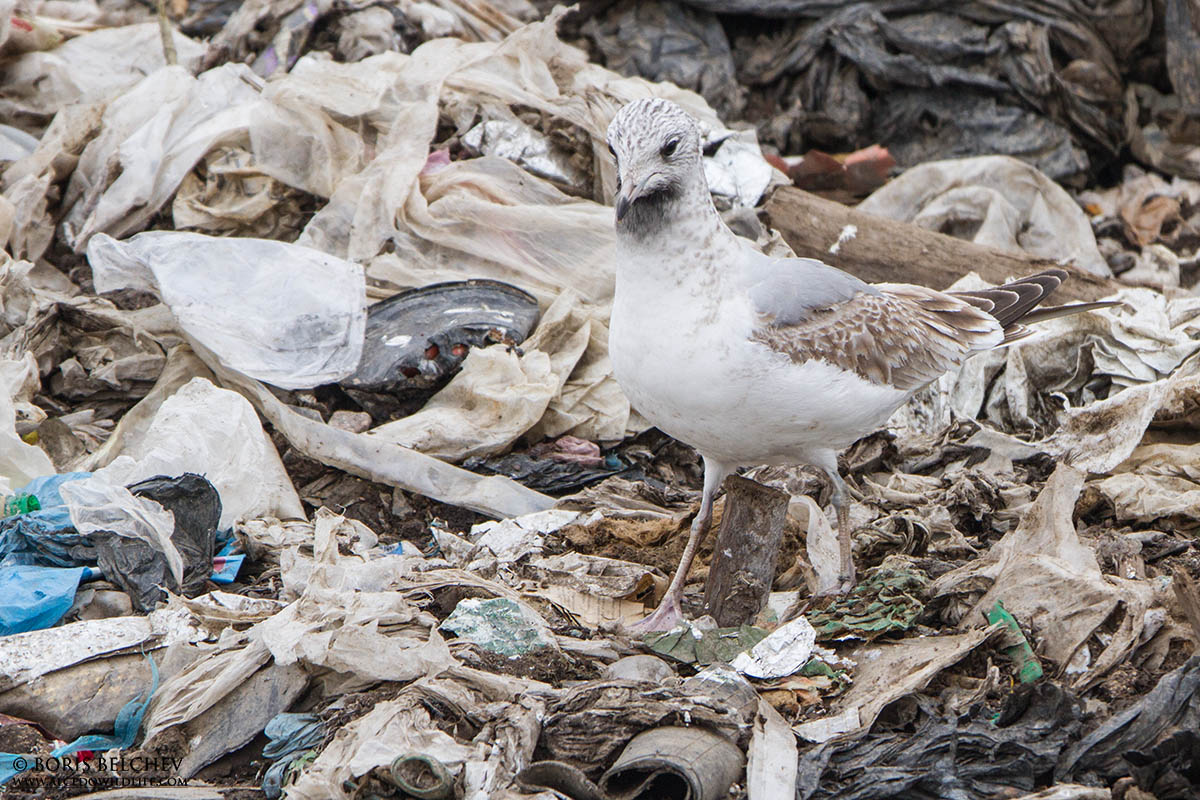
[605,98,704,231]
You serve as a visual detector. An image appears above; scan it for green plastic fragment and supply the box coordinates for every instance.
[799,658,838,678]
[644,623,768,666]
[440,597,555,656]
[986,601,1043,683]
[2,493,40,517]
[806,566,928,642]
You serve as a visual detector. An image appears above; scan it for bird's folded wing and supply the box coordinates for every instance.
[750,283,1004,392]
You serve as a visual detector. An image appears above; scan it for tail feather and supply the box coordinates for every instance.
[950,268,1121,341]
[951,268,1067,329]
[1016,300,1125,324]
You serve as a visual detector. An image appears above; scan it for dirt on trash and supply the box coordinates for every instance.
[1,1,1200,800]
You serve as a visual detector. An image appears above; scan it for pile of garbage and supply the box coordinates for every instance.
[1,1,1199,799]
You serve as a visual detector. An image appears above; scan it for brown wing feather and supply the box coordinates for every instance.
[751,285,1003,392]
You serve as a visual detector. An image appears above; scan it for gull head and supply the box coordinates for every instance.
[606,98,704,232]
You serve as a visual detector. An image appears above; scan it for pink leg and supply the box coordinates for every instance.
[835,499,855,593]
[821,462,856,594]
[627,458,730,633]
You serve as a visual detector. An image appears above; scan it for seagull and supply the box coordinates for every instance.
[606,98,1114,632]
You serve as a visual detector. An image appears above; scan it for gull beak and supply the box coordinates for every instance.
[614,174,653,222]
[615,193,632,222]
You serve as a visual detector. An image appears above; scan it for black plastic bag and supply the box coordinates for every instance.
[94,473,222,612]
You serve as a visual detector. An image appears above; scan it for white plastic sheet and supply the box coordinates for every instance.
[58,62,363,250]
[87,231,366,390]
[0,354,54,494]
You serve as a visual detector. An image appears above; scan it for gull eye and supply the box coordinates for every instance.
[660,138,679,158]
[607,142,616,158]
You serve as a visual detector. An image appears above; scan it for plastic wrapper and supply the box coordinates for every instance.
[461,118,590,194]
[730,616,816,679]
[58,472,184,589]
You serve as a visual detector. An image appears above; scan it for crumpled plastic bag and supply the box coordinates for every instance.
[59,472,184,589]
[1094,443,1200,524]
[79,473,222,613]
[215,360,555,520]
[799,682,1082,800]
[1058,654,1200,785]
[895,277,1200,459]
[90,377,305,530]
[578,0,744,118]
[0,564,87,636]
[297,9,779,275]
[0,23,205,131]
[1,103,105,262]
[58,61,363,251]
[369,344,556,462]
[1078,164,1200,247]
[87,231,366,390]
[142,509,456,748]
[857,155,1110,276]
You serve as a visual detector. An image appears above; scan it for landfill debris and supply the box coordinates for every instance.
[599,725,745,800]
[857,155,1111,276]
[262,712,326,799]
[0,2,1199,799]
[388,753,455,800]
[87,231,367,390]
[747,698,798,799]
[645,620,768,666]
[463,435,622,494]
[806,563,927,642]
[604,655,677,684]
[340,279,541,421]
[0,563,90,635]
[730,615,816,679]
[798,683,1083,799]
[439,596,558,656]
[1057,654,1200,789]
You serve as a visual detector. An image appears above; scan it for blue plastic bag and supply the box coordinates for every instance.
[0,565,88,636]
[0,473,93,569]
[262,712,324,798]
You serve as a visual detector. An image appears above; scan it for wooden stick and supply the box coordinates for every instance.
[702,476,789,627]
[765,186,1127,302]
[155,0,178,66]
[1172,567,1200,642]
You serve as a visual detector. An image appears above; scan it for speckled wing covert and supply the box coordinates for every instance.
[751,282,1004,392]
[748,267,1080,393]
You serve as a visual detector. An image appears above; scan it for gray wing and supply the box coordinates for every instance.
[741,252,1004,391]
[742,251,878,326]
